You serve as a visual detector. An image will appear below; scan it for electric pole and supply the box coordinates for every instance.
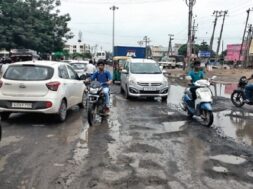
[192,16,198,55]
[185,0,196,64]
[210,11,221,51]
[110,5,119,57]
[168,34,174,56]
[143,36,151,58]
[216,10,228,57]
[240,8,253,67]
[245,24,252,67]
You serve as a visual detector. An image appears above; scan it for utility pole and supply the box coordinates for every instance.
[192,17,198,55]
[210,11,221,51]
[245,24,252,67]
[110,5,119,57]
[143,36,151,58]
[240,8,253,67]
[167,34,174,56]
[185,0,196,65]
[216,10,228,57]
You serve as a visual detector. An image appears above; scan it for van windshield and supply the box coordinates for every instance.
[130,63,161,74]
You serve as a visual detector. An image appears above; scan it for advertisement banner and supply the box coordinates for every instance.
[249,39,253,56]
[225,44,246,62]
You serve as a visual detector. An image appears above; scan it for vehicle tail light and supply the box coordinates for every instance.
[46,82,61,91]
[45,101,53,108]
[0,80,2,88]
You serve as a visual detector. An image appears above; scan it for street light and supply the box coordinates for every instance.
[110,5,119,57]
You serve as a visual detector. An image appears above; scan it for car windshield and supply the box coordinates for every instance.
[71,63,87,70]
[4,65,54,81]
[130,63,161,74]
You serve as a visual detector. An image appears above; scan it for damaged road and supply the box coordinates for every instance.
[1,84,253,189]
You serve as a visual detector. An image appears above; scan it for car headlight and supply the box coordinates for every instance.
[163,77,168,86]
[129,77,136,85]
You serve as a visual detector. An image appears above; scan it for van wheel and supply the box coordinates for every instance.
[0,112,11,121]
[55,100,67,122]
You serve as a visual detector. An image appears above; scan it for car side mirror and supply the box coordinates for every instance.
[160,66,163,70]
[211,76,217,80]
[79,74,87,80]
[185,76,192,81]
[121,69,128,74]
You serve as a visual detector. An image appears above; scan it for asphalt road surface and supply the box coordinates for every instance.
[1,83,253,189]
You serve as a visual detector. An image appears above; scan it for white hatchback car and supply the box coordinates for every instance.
[120,59,169,101]
[0,61,87,122]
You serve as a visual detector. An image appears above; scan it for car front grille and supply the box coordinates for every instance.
[139,91,160,94]
[137,82,162,87]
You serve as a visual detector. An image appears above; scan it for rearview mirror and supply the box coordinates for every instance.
[121,69,128,74]
[79,74,87,80]
[185,76,192,81]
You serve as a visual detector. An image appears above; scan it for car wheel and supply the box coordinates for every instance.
[120,85,124,94]
[56,100,67,122]
[0,112,11,121]
[125,85,130,99]
[78,91,87,109]
[162,96,168,102]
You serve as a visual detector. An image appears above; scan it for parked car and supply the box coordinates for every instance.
[158,56,176,69]
[0,61,87,122]
[68,60,89,77]
[120,58,169,101]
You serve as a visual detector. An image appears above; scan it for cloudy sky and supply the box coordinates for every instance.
[60,0,253,52]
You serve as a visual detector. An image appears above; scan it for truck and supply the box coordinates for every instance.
[114,46,146,58]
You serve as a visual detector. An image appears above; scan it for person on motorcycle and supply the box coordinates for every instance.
[85,60,97,75]
[91,59,112,114]
[245,74,253,102]
[187,60,205,103]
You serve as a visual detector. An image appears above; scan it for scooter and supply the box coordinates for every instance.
[231,76,253,107]
[181,76,216,127]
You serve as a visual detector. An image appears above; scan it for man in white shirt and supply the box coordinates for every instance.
[85,60,97,75]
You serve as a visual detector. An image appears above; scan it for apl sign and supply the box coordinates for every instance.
[126,50,136,57]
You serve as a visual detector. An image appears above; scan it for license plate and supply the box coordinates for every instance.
[143,87,156,91]
[12,102,32,109]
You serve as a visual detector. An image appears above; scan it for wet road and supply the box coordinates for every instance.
[1,84,253,189]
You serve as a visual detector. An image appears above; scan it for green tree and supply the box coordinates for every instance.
[0,0,73,53]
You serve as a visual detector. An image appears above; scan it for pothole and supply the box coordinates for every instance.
[212,166,229,173]
[210,154,246,165]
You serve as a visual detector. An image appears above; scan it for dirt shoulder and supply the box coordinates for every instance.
[167,68,253,83]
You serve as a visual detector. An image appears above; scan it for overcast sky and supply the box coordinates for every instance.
[60,0,253,52]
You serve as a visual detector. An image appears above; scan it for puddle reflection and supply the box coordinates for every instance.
[214,110,253,146]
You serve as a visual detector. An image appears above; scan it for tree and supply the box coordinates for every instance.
[178,44,200,57]
[0,0,73,53]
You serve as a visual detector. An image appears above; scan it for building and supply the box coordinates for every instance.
[150,45,167,61]
[173,44,183,55]
[64,44,91,54]
[225,44,246,62]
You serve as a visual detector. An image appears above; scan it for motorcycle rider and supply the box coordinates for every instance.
[91,59,112,114]
[85,60,97,76]
[187,60,205,104]
[245,74,253,102]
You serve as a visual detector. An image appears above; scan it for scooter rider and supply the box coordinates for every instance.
[187,60,205,103]
[91,59,112,114]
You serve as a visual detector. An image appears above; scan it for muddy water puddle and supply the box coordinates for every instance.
[210,154,247,165]
[213,110,253,146]
[168,85,253,146]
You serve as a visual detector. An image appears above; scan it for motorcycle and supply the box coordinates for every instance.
[181,76,216,127]
[86,81,108,126]
[231,76,253,107]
